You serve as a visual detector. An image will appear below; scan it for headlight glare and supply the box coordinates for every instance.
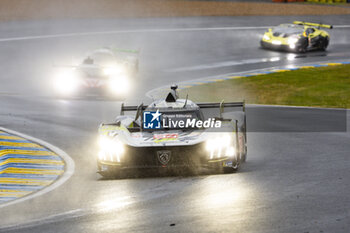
[103,65,126,75]
[98,136,125,162]
[53,70,79,95]
[288,37,298,45]
[263,34,270,41]
[205,133,235,159]
[108,75,130,95]
[272,40,282,45]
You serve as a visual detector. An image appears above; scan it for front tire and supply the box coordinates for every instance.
[295,37,308,53]
[320,36,329,51]
[97,161,119,179]
[223,152,240,174]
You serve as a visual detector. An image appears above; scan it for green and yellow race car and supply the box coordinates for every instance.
[260,21,332,53]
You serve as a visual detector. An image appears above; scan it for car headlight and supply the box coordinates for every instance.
[98,136,125,162]
[205,133,236,159]
[287,37,299,45]
[263,34,270,41]
[53,70,80,95]
[108,75,130,95]
[272,40,282,45]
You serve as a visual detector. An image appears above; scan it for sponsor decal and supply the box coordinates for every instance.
[153,133,178,143]
[143,110,221,129]
[131,132,142,138]
[83,78,102,88]
[157,150,171,165]
[143,110,162,129]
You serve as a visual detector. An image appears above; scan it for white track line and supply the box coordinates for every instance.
[0,127,75,209]
[166,58,273,72]
[0,24,348,42]
[0,26,269,42]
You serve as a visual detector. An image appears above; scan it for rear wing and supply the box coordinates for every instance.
[197,101,245,110]
[120,101,245,112]
[293,21,333,29]
[111,48,140,56]
[197,101,245,119]
[120,101,245,119]
[120,103,147,114]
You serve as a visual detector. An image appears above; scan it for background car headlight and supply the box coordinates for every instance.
[103,65,126,76]
[53,69,80,95]
[205,133,235,159]
[108,75,130,95]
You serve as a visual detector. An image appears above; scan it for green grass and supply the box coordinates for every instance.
[180,64,350,108]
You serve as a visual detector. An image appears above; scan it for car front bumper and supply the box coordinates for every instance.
[97,144,233,172]
[260,40,294,52]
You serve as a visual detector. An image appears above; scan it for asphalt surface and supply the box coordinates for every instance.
[0,15,350,233]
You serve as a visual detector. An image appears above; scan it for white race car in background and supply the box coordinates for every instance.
[53,47,139,98]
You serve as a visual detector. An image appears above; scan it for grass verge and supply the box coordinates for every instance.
[180,64,350,108]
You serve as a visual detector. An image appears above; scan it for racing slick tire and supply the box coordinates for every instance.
[223,135,241,174]
[97,161,119,179]
[223,154,240,174]
[320,36,329,51]
[295,37,308,53]
[240,136,248,163]
[229,112,247,163]
[241,113,247,162]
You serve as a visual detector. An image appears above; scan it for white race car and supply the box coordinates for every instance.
[97,85,247,177]
[53,47,139,98]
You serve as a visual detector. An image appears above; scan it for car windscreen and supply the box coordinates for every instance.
[272,24,304,36]
[89,53,116,66]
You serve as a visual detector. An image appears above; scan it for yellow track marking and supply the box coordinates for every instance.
[299,66,315,69]
[0,168,63,175]
[274,69,289,72]
[210,79,225,82]
[0,135,24,140]
[0,191,30,197]
[0,158,64,166]
[0,150,57,157]
[248,73,264,76]
[0,189,31,193]
[0,130,69,205]
[325,63,341,66]
[0,141,44,148]
[227,76,243,79]
[0,178,53,186]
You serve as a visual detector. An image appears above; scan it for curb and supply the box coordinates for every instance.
[0,127,75,208]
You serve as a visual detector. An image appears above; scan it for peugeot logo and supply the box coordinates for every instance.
[157,150,171,165]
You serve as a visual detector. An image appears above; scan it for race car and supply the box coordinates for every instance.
[97,85,247,177]
[52,47,139,98]
[260,21,332,53]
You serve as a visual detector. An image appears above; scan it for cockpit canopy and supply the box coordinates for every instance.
[272,24,305,37]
